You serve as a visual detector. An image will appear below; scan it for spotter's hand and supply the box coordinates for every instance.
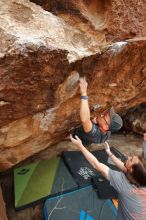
[104,141,111,155]
[70,134,82,148]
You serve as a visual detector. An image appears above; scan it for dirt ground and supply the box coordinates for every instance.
[0,133,144,220]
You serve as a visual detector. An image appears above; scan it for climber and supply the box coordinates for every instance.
[73,78,123,145]
[70,133,146,220]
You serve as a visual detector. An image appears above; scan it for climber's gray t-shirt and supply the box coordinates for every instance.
[74,123,111,145]
[108,169,146,220]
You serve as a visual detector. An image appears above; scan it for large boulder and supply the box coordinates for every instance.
[31,0,146,41]
[0,0,146,170]
[0,184,8,220]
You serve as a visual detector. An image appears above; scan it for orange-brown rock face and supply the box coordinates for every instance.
[0,0,146,170]
[31,0,146,41]
[0,184,8,220]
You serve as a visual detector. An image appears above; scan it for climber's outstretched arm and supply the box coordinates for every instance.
[79,78,92,133]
